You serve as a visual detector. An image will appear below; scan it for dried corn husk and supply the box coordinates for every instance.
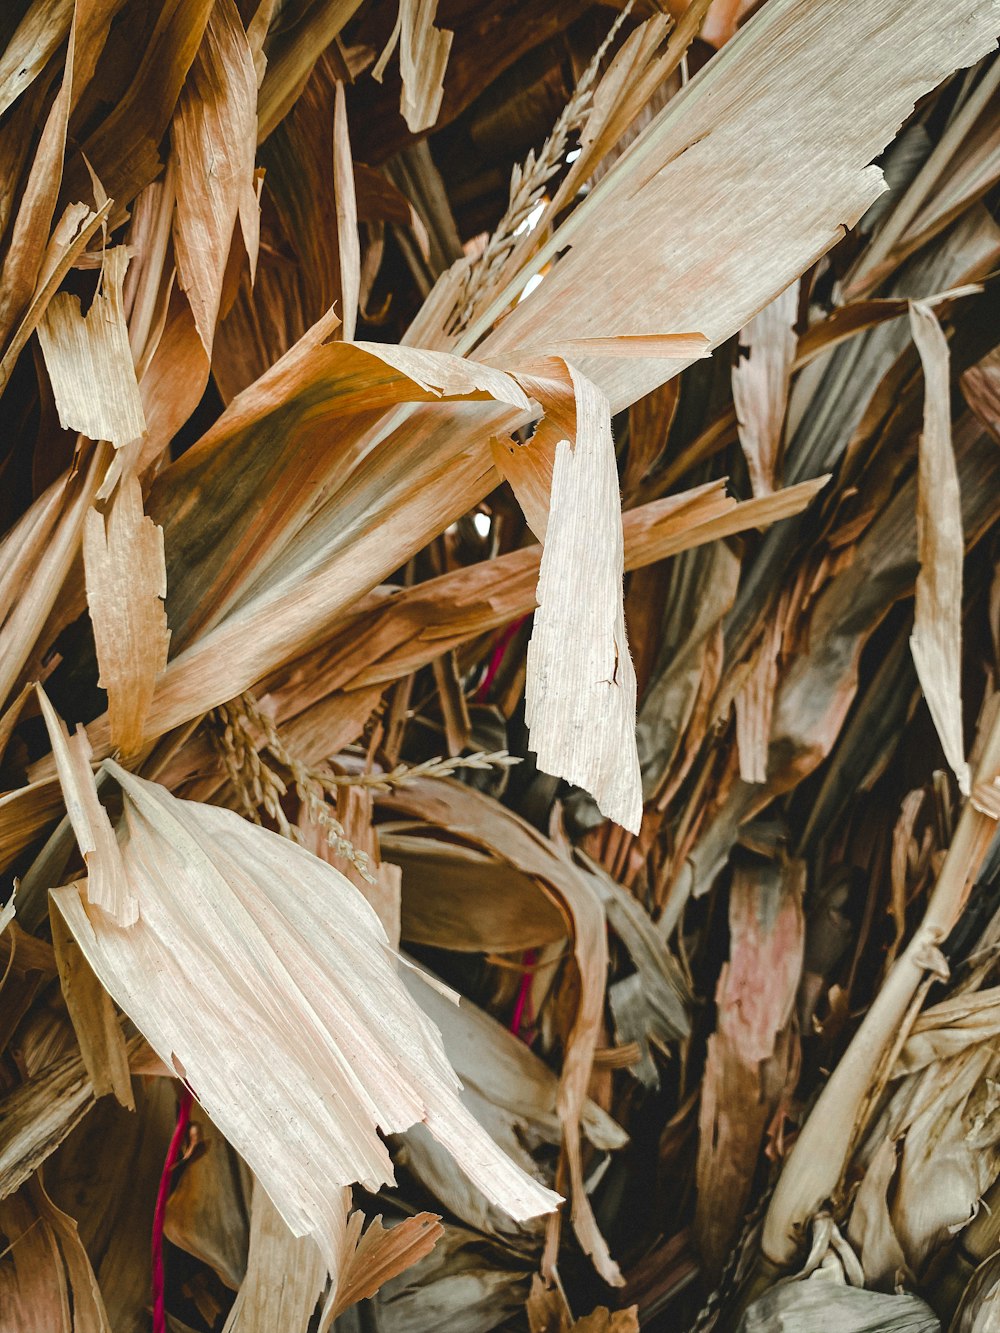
[49,759,558,1270]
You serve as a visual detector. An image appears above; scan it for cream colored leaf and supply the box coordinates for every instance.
[908,299,970,795]
[36,246,145,449]
[83,473,170,760]
[36,689,136,927]
[50,763,559,1270]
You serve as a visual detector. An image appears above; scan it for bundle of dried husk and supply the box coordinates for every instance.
[2,0,1000,1329]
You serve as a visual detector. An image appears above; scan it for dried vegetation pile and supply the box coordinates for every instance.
[2,0,1000,1329]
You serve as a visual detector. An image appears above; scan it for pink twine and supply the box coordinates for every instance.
[476,616,527,702]
[152,1086,193,1333]
[510,948,538,1040]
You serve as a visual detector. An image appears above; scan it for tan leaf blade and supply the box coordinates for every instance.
[333,81,360,342]
[83,473,170,760]
[908,299,970,795]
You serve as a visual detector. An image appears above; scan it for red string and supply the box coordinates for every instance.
[151,1086,193,1333]
[475,616,527,702]
[510,948,537,1040]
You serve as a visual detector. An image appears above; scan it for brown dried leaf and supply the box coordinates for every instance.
[172,0,260,355]
[325,1209,444,1322]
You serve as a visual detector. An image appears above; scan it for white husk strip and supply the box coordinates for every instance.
[518,362,641,832]
[908,299,970,795]
[50,762,559,1270]
[36,245,145,448]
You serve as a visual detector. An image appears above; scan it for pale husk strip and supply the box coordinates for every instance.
[36,688,137,927]
[520,363,641,832]
[171,0,259,355]
[763,698,1000,1266]
[36,245,146,449]
[51,762,559,1269]
[491,356,642,831]
[908,299,970,794]
[49,888,134,1110]
[78,0,994,804]
[83,473,170,760]
[373,0,454,134]
[332,80,360,341]
[221,1184,329,1333]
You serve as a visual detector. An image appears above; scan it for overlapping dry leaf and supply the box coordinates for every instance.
[49,761,559,1270]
